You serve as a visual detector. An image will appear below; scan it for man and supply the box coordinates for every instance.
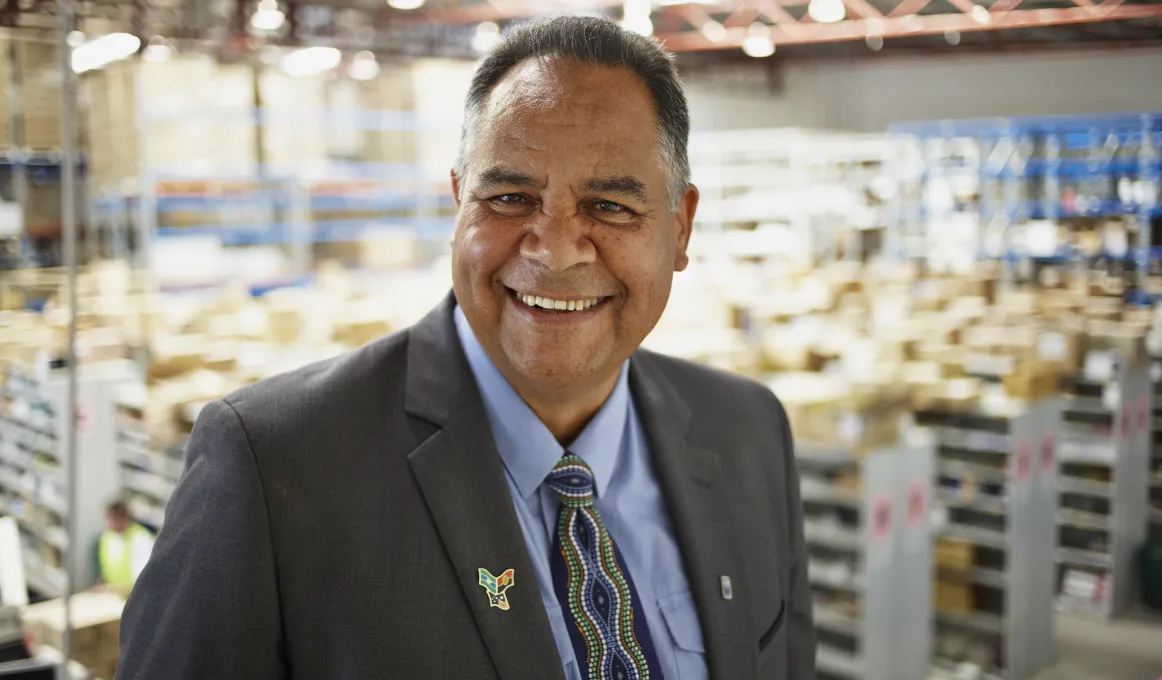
[118,15,814,680]
[97,500,154,595]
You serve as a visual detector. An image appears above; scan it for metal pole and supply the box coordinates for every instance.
[7,40,28,267]
[57,0,79,677]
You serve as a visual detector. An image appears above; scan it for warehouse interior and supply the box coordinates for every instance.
[0,0,1161,678]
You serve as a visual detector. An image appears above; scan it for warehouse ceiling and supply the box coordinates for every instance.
[2,0,1161,60]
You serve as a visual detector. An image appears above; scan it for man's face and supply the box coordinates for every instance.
[107,511,127,533]
[452,58,697,398]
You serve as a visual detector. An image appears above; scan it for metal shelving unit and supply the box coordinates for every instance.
[112,398,184,533]
[799,443,932,680]
[919,401,1058,680]
[1056,361,1152,616]
[1150,355,1162,541]
[889,112,1161,296]
[688,128,892,266]
[0,359,135,596]
[82,60,460,283]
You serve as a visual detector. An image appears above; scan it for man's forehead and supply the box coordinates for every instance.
[482,57,656,124]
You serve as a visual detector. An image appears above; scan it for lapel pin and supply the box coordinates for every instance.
[478,568,516,610]
[720,575,734,600]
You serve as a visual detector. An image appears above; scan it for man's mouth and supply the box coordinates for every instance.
[507,288,609,313]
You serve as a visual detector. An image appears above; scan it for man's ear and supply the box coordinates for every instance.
[673,184,699,272]
[451,169,463,209]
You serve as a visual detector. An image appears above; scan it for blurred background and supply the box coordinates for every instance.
[0,1,1160,679]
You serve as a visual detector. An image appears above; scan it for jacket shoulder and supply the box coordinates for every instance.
[221,328,411,426]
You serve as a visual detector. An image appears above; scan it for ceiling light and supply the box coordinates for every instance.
[945,28,961,45]
[622,14,654,36]
[808,0,846,23]
[471,21,502,53]
[701,20,727,42]
[741,22,775,58]
[141,36,173,62]
[971,4,990,23]
[621,0,654,36]
[250,0,286,31]
[350,50,379,80]
[67,31,85,48]
[72,33,141,73]
[280,46,342,77]
[866,34,884,51]
[387,0,425,9]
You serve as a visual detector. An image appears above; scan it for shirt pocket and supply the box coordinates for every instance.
[544,603,583,680]
[658,590,709,680]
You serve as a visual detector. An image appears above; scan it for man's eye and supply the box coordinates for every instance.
[492,194,526,205]
[594,200,626,213]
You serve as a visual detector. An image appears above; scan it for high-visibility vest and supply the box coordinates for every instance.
[99,523,151,589]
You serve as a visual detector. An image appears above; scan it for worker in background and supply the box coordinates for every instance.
[96,501,155,596]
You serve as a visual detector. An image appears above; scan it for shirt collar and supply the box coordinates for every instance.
[453,305,629,500]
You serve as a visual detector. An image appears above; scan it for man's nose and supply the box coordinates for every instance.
[519,206,596,273]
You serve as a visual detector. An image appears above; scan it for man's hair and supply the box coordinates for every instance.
[107,500,130,519]
[455,15,691,211]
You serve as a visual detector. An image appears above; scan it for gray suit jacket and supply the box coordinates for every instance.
[117,294,816,680]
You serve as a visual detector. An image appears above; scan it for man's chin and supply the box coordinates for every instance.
[503,347,607,390]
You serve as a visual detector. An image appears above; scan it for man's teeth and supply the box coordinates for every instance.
[518,294,602,312]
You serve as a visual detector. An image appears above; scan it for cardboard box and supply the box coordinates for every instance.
[771,373,910,452]
[934,579,975,614]
[1085,320,1147,364]
[911,378,982,413]
[935,538,975,571]
[1002,365,1062,401]
[21,592,124,680]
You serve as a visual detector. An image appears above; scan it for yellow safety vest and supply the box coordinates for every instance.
[99,523,150,589]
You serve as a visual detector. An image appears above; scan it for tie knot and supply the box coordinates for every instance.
[548,454,595,508]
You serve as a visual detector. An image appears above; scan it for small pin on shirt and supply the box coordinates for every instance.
[720,575,733,600]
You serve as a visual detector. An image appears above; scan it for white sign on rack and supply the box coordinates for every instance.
[0,201,22,237]
[0,516,28,606]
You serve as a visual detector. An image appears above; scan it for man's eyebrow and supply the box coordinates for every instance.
[581,176,650,203]
[474,166,538,191]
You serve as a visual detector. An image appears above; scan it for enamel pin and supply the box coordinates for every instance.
[478,568,516,610]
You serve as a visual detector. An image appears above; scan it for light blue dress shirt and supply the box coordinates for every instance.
[454,306,709,680]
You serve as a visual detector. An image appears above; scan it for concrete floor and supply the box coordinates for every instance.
[1034,609,1162,680]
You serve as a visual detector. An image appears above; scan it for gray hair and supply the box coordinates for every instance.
[455,15,691,211]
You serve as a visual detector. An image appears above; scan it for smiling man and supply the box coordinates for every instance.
[117,15,815,680]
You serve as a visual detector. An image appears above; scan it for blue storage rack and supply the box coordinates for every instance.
[85,97,459,275]
[889,111,1161,297]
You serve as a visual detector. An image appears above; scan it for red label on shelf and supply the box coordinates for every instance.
[1041,435,1055,472]
[907,481,926,528]
[75,403,91,435]
[873,496,892,543]
[1016,442,1031,481]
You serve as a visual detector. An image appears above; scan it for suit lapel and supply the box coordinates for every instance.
[630,353,758,680]
[405,296,565,680]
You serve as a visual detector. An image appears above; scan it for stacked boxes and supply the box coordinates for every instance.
[82,56,257,192]
[934,538,976,614]
[0,37,62,150]
[15,40,63,150]
[21,592,125,680]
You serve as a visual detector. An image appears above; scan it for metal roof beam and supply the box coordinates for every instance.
[887,0,934,18]
[655,4,1162,49]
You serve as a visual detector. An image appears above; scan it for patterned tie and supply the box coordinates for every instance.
[548,453,662,680]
